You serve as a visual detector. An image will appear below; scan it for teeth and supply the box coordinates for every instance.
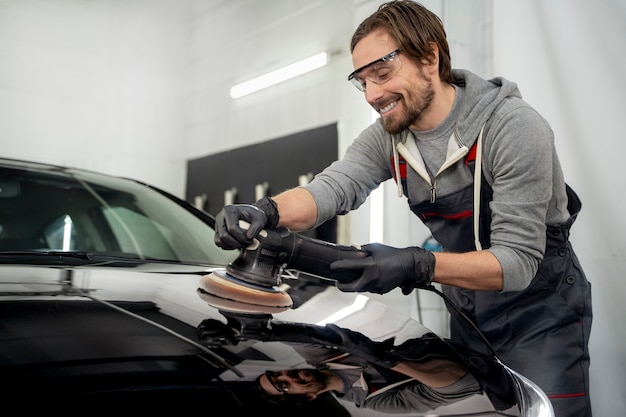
[380,101,397,113]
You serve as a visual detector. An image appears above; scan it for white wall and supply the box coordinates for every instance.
[0,0,191,195]
[491,1,626,414]
[0,1,623,415]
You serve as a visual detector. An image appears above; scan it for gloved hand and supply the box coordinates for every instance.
[331,243,435,295]
[311,323,400,368]
[214,197,279,250]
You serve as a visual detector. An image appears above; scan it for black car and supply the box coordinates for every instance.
[0,157,552,416]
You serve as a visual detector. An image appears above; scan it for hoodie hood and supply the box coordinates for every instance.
[451,69,522,148]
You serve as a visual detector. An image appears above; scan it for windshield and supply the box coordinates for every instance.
[0,163,236,265]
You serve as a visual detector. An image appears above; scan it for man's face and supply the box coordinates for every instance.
[260,369,329,397]
[351,30,435,134]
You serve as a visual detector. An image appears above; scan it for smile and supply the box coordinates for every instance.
[380,100,398,114]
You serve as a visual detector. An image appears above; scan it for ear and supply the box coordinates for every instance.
[420,42,438,65]
[305,391,319,401]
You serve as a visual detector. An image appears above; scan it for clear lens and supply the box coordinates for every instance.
[265,370,289,394]
[349,76,366,91]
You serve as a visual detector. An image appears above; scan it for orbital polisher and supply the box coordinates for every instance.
[198,222,368,314]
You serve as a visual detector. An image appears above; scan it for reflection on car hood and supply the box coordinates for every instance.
[0,263,550,416]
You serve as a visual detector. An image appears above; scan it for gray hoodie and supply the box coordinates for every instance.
[303,69,570,292]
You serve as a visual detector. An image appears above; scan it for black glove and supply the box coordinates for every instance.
[331,243,435,295]
[214,197,279,250]
[311,323,400,368]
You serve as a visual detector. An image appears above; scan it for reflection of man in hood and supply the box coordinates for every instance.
[256,340,480,414]
[196,316,483,414]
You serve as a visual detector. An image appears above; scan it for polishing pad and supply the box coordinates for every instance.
[198,269,293,314]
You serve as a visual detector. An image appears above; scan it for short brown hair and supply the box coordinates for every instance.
[350,0,452,83]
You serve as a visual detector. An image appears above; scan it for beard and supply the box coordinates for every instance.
[380,73,435,135]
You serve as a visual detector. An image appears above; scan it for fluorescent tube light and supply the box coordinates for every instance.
[230,52,328,99]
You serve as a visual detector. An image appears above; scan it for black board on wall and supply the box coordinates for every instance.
[185,123,339,241]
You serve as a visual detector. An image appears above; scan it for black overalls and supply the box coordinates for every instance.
[395,138,593,416]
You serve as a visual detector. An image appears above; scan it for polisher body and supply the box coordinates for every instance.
[201,227,368,313]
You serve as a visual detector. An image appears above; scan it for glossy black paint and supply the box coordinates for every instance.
[0,157,550,416]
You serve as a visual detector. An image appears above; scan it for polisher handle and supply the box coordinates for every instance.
[286,233,368,283]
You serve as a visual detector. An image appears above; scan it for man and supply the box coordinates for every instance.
[214,1,593,416]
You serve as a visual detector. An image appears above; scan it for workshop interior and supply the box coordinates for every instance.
[0,1,623,416]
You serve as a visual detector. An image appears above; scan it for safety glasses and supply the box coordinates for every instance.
[347,49,401,92]
[265,370,289,395]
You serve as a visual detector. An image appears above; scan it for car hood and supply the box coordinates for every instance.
[0,262,551,416]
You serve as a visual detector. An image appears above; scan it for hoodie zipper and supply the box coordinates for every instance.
[429,184,436,203]
[396,128,469,203]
